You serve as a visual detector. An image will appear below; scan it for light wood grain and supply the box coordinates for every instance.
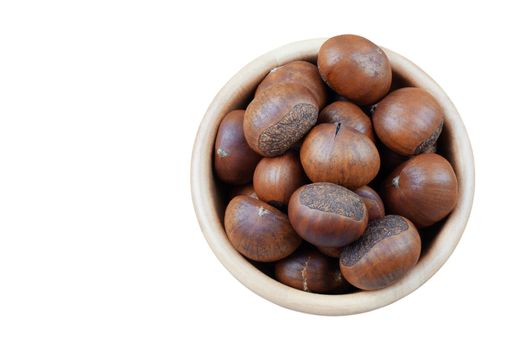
[190,38,475,316]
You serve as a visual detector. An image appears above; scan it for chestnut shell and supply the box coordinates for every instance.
[300,123,380,189]
[383,153,458,228]
[214,110,261,184]
[340,215,421,290]
[288,183,368,248]
[225,195,302,262]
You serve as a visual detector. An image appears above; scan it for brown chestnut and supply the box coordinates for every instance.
[228,183,258,200]
[253,151,307,209]
[316,245,343,258]
[275,247,347,293]
[288,183,368,248]
[318,101,374,141]
[340,215,421,290]
[373,87,444,156]
[225,195,302,262]
[383,153,458,228]
[300,123,380,189]
[317,34,392,105]
[256,61,327,107]
[214,110,261,184]
[244,83,319,157]
[354,186,385,221]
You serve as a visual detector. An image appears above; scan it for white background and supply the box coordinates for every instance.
[0,1,523,349]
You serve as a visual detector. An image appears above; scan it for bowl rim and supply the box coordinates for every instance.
[191,38,475,316]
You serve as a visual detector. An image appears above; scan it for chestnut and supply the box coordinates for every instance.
[300,123,380,189]
[214,110,261,184]
[275,246,347,293]
[373,87,444,156]
[253,151,307,209]
[256,61,327,107]
[316,245,343,258]
[340,215,421,290]
[317,34,392,105]
[383,153,458,228]
[318,101,374,141]
[228,183,258,200]
[354,185,385,221]
[288,183,368,248]
[244,83,319,157]
[225,195,302,262]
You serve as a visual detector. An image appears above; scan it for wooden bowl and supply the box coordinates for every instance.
[191,38,475,316]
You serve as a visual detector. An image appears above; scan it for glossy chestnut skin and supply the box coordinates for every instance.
[288,183,368,248]
[355,186,385,221]
[373,87,444,156]
[256,61,327,107]
[318,34,392,105]
[275,246,347,293]
[214,110,261,184]
[300,123,380,189]
[244,83,319,157]
[318,101,374,141]
[228,183,258,200]
[340,215,421,290]
[225,195,302,262]
[383,153,458,228]
[253,151,307,209]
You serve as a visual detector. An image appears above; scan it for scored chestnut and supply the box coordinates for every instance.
[317,34,392,105]
[255,61,327,107]
[373,87,444,156]
[253,151,308,209]
[318,101,374,141]
[275,246,348,293]
[340,215,421,290]
[383,153,458,228]
[300,123,380,189]
[214,110,261,184]
[225,195,302,262]
[288,182,368,248]
[354,185,385,221]
[244,83,319,157]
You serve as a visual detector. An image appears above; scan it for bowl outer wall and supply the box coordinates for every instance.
[190,38,475,316]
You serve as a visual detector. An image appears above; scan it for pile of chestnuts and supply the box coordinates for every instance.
[214,34,458,293]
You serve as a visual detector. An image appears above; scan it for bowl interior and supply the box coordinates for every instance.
[191,38,474,315]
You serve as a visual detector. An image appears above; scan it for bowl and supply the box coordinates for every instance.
[191,38,475,316]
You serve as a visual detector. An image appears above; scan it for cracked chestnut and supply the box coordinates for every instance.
[300,123,380,189]
[225,195,302,262]
[340,215,421,290]
[288,182,368,248]
[318,101,374,141]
